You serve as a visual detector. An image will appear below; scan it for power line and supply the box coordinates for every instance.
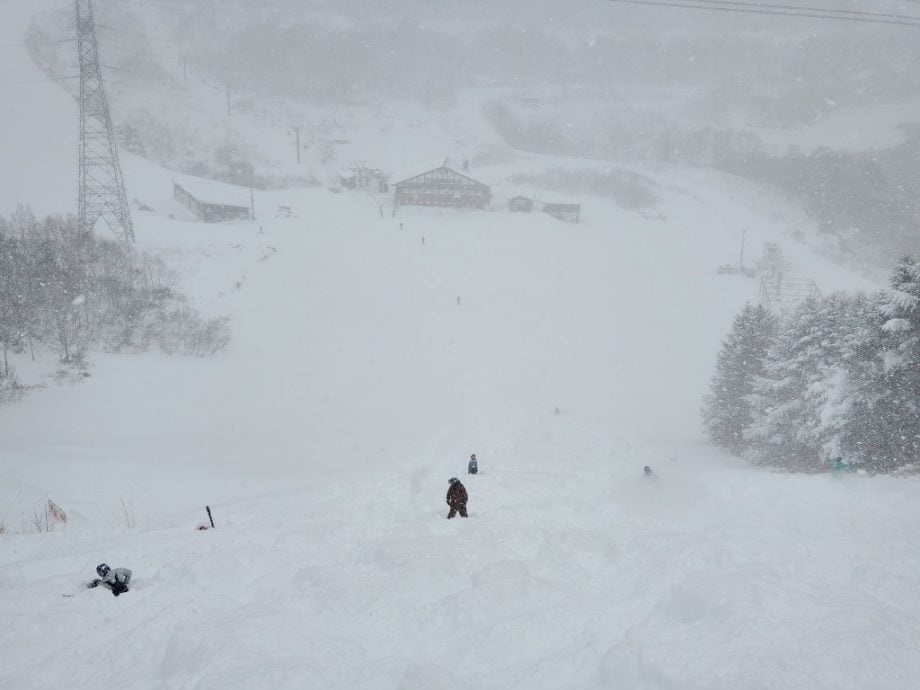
[0,76,78,87]
[609,0,920,27]
[96,23,178,45]
[97,41,163,57]
[104,0,328,29]
[681,0,920,23]
[0,67,47,74]
[0,40,76,48]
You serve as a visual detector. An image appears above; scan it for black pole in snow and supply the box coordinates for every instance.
[206,505,215,528]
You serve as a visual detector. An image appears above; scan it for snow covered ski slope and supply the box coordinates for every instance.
[2,164,917,689]
[3,4,920,688]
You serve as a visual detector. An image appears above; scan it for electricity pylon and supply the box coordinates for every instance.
[76,0,134,243]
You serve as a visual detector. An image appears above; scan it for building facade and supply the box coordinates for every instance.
[393,164,491,209]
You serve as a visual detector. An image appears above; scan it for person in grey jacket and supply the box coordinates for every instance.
[88,563,132,596]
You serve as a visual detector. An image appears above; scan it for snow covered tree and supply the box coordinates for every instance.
[702,303,777,454]
[747,294,864,470]
[840,257,920,471]
[0,208,230,367]
[0,230,23,380]
[797,294,873,466]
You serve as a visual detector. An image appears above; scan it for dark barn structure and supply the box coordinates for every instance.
[542,202,581,223]
[174,182,251,223]
[509,196,534,212]
[393,164,491,209]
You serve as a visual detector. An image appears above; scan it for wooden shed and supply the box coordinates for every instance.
[509,196,534,212]
[174,181,251,223]
[393,163,491,209]
[541,202,581,223]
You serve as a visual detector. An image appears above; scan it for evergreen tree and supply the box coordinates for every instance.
[841,257,920,470]
[747,294,862,469]
[702,303,777,454]
[797,294,872,466]
[746,299,821,468]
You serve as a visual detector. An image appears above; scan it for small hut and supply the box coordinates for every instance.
[541,202,581,223]
[509,196,534,213]
[393,161,491,209]
[173,181,251,223]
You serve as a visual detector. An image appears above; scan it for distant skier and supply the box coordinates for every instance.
[827,457,847,476]
[446,477,468,519]
[468,453,478,475]
[87,563,132,596]
[643,465,655,478]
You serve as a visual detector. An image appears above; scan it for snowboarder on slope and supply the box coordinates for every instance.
[468,453,478,475]
[88,563,132,596]
[446,477,468,519]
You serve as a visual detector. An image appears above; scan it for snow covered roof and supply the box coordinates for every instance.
[173,176,252,208]
[391,162,488,188]
[388,157,487,186]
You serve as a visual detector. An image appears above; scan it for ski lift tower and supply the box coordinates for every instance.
[754,243,821,312]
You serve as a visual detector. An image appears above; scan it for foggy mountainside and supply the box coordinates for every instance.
[25,0,920,266]
[4,1,920,689]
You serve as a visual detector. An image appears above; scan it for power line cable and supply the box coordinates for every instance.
[0,67,47,74]
[677,0,920,23]
[0,39,76,48]
[0,75,78,86]
[609,0,920,27]
[103,0,330,28]
[112,0,920,27]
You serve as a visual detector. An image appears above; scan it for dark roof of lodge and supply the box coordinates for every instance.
[393,165,488,188]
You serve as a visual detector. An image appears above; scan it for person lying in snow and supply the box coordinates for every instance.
[446,477,468,519]
[87,563,132,596]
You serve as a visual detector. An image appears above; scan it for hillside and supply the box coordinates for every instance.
[3,2,920,689]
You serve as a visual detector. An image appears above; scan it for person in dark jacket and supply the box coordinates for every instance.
[88,563,132,596]
[468,453,478,475]
[446,477,468,518]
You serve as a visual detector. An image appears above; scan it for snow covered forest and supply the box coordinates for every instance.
[0,207,228,397]
[704,256,920,472]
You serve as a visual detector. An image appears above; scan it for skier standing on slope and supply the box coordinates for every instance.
[468,453,478,475]
[87,563,132,596]
[446,477,469,519]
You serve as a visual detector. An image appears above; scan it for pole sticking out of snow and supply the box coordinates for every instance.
[739,228,747,271]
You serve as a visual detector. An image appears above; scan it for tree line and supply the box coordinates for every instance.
[703,257,920,473]
[0,207,229,400]
[727,143,920,270]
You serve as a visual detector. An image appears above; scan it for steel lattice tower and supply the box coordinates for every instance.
[76,0,134,243]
